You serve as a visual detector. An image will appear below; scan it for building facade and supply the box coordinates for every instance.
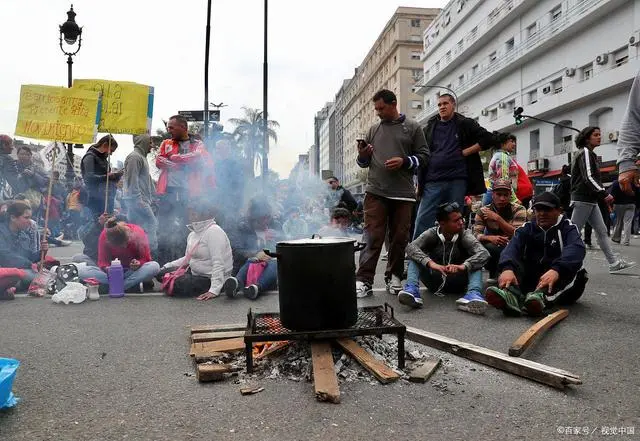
[331,6,440,192]
[318,102,335,176]
[415,0,640,192]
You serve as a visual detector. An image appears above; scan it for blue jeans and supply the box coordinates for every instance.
[127,201,158,256]
[236,259,278,292]
[414,179,467,240]
[78,261,160,290]
[406,261,483,295]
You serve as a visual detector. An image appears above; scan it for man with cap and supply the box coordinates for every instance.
[473,178,527,279]
[486,191,588,316]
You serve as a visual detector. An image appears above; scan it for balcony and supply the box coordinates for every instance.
[415,0,621,123]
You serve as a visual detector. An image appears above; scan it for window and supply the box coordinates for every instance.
[435,61,441,72]
[411,100,423,109]
[458,74,465,85]
[446,50,452,62]
[551,5,562,22]
[393,55,397,64]
[470,26,478,41]
[613,46,629,67]
[489,8,499,23]
[528,89,538,104]
[526,22,537,38]
[489,108,498,121]
[411,69,422,80]
[530,130,540,160]
[581,63,593,81]
[457,39,464,53]
[505,37,515,52]
[552,78,563,94]
[411,51,421,60]
[506,99,516,112]
[554,120,573,155]
[489,51,497,63]
[426,99,431,108]
[471,64,479,76]
[411,18,421,27]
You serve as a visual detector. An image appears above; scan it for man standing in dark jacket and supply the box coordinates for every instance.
[402,94,494,296]
[570,126,633,273]
[487,192,588,316]
[81,135,122,217]
[355,89,429,297]
[325,176,357,213]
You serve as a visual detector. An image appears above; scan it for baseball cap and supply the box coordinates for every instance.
[532,192,561,209]
[493,179,512,192]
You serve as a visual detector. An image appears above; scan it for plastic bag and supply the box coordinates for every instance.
[27,268,54,297]
[51,282,87,304]
[0,358,20,409]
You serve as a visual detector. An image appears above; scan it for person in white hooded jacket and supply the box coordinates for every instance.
[160,203,233,300]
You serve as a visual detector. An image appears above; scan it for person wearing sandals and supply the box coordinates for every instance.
[486,192,588,316]
[160,204,233,301]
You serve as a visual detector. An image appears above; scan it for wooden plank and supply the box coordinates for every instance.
[240,386,264,395]
[406,326,581,389]
[335,338,400,384]
[509,310,569,357]
[408,358,442,383]
[190,323,246,334]
[192,330,247,343]
[310,342,340,404]
[191,337,246,358]
[196,363,233,382]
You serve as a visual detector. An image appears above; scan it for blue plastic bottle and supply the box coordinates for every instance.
[107,258,125,298]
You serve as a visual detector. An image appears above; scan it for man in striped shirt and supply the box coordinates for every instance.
[473,179,527,279]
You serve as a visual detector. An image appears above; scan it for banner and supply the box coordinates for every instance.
[73,79,154,135]
[39,142,66,171]
[15,85,101,144]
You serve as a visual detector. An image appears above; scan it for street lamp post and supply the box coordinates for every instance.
[262,0,269,181]
[59,4,82,188]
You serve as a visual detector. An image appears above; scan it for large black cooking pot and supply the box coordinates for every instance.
[264,236,365,331]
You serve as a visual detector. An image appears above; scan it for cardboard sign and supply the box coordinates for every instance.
[40,141,66,170]
[73,79,154,135]
[15,84,101,144]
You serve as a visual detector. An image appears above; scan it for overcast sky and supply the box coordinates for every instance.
[0,0,446,177]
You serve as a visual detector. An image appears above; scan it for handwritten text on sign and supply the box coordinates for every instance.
[73,79,153,135]
[15,85,101,144]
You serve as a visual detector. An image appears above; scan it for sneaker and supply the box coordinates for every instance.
[223,277,239,298]
[609,260,637,274]
[611,238,621,244]
[485,286,522,316]
[142,281,155,292]
[523,291,546,316]
[386,275,402,295]
[456,290,488,315]
[398,284,423,308]
[355,281,373,298]
[243,284,260,300]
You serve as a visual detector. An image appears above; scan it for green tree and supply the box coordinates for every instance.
[228,107,279,177]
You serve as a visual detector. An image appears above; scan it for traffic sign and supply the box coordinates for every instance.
[178,110,220,122]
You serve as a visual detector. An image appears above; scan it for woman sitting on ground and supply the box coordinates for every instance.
[77,218,160,292]
[160,203,233,300]
[0,200,48,299]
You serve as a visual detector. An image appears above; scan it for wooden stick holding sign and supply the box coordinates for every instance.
[39,144,57,270]
[103,135,113,214]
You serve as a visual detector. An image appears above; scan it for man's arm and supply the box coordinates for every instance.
[405,229,438,268]
[341,188,358,212]
[405,125,429,171]
[464,119,496,154]
[473,212,487,240]
[169,141,205,165]
[155,140,177,170]
[356,126,375,168]
[551,225,586,275]
[578,150,606,195]
[461,231,490,272]
[81,155,108,185]
[617,70,640,173]
[497,223,529,273]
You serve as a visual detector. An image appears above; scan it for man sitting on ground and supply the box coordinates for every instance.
[486,192,587,317]
[398,202,489,313]
[473,179,527,279]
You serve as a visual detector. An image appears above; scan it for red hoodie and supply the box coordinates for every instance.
[97,223,151,270]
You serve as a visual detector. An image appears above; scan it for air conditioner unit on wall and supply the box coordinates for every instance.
[537,158,549,171]
[542,85,552,94]
[527,160,538,172]
[608,130,619,142]
[596,53,609,65]
[565,68,576,77]
[629,31,640,46]
[481,109,489,116]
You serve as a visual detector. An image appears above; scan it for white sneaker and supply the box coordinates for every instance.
[609,260,636,274]
[386,275,403,295]
[355,281,373,298]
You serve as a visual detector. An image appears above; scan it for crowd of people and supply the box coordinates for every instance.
[2,74,640,315]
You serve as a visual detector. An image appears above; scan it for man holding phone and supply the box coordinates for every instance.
[354,89,429,298]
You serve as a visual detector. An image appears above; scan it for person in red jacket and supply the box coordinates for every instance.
[156,115,215,265]
[77,218,160,292]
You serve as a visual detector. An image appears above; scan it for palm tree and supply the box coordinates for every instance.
[228,107,279,177]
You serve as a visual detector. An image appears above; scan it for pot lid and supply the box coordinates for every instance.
[278,237,357,245]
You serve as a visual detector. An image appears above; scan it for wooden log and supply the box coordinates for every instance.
[191,337,246,359]
[254,341,291,360]
[311,342,340,404]
[408,358,441,383]
[196,364,233,382]
[509,310,569,357]
[190,323,246,334]
[406,326,581,389]
[335,338,400,384]
[191,330,247,343]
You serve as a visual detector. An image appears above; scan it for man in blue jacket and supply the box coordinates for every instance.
[486,192,588,316]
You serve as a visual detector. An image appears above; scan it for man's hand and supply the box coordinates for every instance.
[255,251,271,262]
[108,170,123,181]
[536,269,560,293]
[619,169,640,195]
[485,235,509,247]
[384,157,404,171]
[444,264,466,274]
[98,213,110,225]
[480,207,500,221]
[498,270,518,289]
[357,141,374,159]
[129,259,141,271]
[428,261,447,275]
[604,194,614,205]
[40,240,49,255]
[197,291,218,301]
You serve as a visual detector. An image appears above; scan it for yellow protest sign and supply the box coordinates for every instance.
[15,85,101,144]
[73,79,154,135]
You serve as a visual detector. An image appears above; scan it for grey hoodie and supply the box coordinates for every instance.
[617,69,640,173]
[406,226,489,272]
[124,134,154,205]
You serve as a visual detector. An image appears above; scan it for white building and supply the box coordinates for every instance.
[415,0,640,191]
[318,102,335,176]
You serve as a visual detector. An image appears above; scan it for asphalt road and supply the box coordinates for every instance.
[0,241,639,440]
